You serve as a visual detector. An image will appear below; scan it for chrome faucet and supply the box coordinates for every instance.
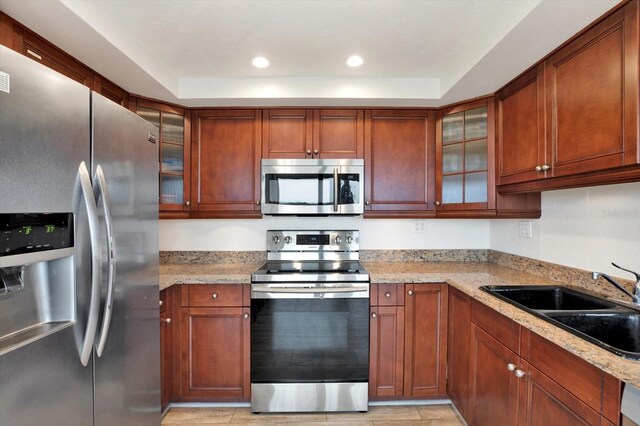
[591,263,640,305]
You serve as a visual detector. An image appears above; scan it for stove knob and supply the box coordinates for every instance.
[284,236,292,244]
[272,236,281,244]
[335,236,342,244]
[346,235,354,244]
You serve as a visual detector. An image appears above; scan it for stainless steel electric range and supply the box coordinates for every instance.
[250,230,370,413]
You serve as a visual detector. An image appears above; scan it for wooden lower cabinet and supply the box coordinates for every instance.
[466,299,622,426]
[179,284,251,401]
[447,287,471,417]
[160,307,173,411]
[369,283,447,400]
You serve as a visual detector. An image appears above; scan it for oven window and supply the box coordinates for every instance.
[251,298,369,383]
[264,173,335,205]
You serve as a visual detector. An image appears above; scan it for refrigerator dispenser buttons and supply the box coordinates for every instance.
[0,71,9,93]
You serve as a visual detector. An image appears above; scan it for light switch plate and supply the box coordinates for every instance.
[519,221,532,238]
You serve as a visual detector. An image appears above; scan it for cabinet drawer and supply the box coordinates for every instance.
[187,285,243,307]
[471,300,520,353]
[377,283,402,306]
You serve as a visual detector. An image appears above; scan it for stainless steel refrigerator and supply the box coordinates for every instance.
[0,45,160,425]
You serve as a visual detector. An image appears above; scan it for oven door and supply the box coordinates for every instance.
[250,283,369,385]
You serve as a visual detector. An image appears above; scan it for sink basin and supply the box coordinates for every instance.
[480,285,619,311]
[480,285,640,360]
[545,311,640,359]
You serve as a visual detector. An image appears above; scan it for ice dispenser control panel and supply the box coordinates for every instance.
[0,213,73,256]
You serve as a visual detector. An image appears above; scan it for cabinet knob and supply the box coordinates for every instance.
[535,166,543,172]
[541,164,550,171]
[365,200,370,206]
[385,292,391,298]
[435,201,441,206]
[306,150,312,155]
[507,363,516,372]
[256,200,261,205]
[407,290,414,296]
[515,369,526,378]
[313,149,319,155]
[159,300,163,306]
[185,200,191,207]
[162,317,172,324]
[371,312,377,319]
[211,293,218,299]
[243,313,249,320]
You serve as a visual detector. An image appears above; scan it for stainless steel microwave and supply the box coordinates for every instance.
[261,159,364,215]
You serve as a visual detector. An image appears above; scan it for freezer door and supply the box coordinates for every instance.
[91,93,160,426]
[0,46,94,425]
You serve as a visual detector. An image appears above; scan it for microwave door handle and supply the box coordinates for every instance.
[333,168,339,212]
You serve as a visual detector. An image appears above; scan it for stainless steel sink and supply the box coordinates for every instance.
[480,285,640,360]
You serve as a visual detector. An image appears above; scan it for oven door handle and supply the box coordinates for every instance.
[251,284,369,298]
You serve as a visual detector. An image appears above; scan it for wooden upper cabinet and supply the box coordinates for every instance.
[20,28,94,88]
[364,110,435,216]
[134,98,191,215]
[313,109,364,158]
[545,1,638,178]
[262,109,313,158]
[262,109,363,159]
[94,75,128,108]
[498,65,546,186]
[191,109,262,216]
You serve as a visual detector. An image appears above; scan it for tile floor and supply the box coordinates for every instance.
[162,404,466,425]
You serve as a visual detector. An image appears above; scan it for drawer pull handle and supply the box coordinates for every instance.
[507,363,516,372]
[211,293,218,299]
[159,300,163,306]
[515,369,526,378]
[243,313,249,320]
[162,318,172,324]
[306,150,312,155]
[26,49,43,60]
[407,290,413,296]
[385,292,391,298]
[371,312,377,319]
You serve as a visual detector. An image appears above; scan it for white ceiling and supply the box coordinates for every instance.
[0,0,620,107]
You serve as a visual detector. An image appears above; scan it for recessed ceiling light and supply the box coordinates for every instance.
[346,55,364,67]
[252,56,270,68]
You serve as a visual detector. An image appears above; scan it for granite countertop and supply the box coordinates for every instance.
[159,260,640,387]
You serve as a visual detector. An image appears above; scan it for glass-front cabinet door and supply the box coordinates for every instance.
[134,99,190,213]
[436,98,493,213]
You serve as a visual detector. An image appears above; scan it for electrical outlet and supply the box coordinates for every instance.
[414,221,425,233]
[519,221,532,238]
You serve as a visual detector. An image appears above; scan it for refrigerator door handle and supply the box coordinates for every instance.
[93,165,116,357]
[74,161,102,367]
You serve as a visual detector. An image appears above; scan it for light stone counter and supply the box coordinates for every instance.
[159,260,640,387]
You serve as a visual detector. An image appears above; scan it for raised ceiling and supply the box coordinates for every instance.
[0,0,619,106]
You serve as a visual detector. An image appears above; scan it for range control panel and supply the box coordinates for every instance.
[267,230,359,252]
[0,213,73,256]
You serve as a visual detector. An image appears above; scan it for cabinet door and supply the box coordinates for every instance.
[404,284,447,398]
[313,109,364,158]
[447,287,471,418]
[497,65,546,186]
[181,307,250,401]
[369,306,404,399]
[364,110,435,215]
[262,109,313,158]
[517,361,601,426]
[136,99,191,214]
[469,325,520,426]
[436,99,493,213]
[160,308,173,411]
[191,109,262,216]
[20,29,94,88]
[545,2,638,178]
